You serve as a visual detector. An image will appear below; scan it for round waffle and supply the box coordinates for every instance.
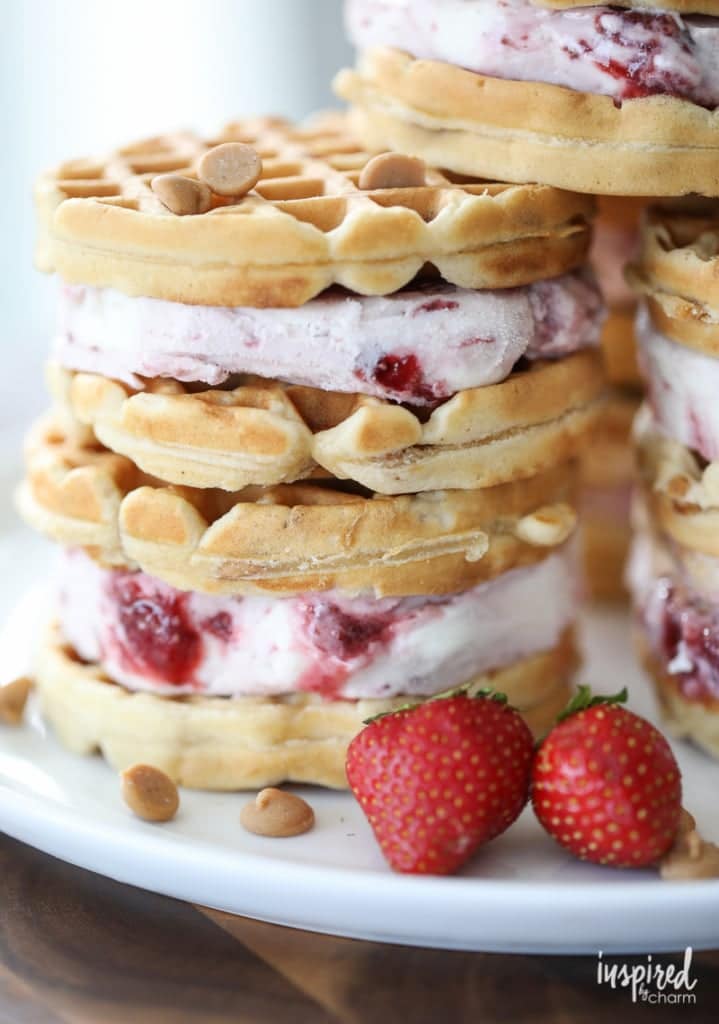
[634,406,719,557]
[336,49,719,197]
[601,307,640,388]
[35,623,578,790]
[35,114,594,308]
[581,391,638,493]
[49,350,605,494]
[17,416,579,597]
[628,205,719,355]
[580,392,638,600]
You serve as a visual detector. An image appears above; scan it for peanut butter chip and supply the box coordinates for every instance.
[515,503,577,547]
[0,677,33,725]
[151,174,212,216]
[359,153,426,190]
[240,788,315,838]
[198,143,263,198]
[121,764,179,822]
[659,808,719,880]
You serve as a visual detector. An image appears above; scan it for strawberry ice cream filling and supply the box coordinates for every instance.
[57,546,578,701]
[629,529,719,703]
[54,270,602,406]
[346,0,719,108]
[637,305,719,463]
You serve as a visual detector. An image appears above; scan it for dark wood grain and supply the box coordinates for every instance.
[1,833,718,1024]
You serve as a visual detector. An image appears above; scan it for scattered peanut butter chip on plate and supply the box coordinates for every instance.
[198,142,263,197]
[240,788,315,837]
[0,676,33,725]
[121,764,180,822]
[359,152,426,190]
[659,807,719,880]
[151,174,212,215]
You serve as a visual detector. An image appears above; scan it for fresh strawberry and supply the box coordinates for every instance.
[346,690,534,875]
[531,687,682,868]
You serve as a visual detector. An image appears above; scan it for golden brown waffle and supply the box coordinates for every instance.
[336,49,719,197]
[46,364,318,491]
[637,631,719,761]
[17,416,579,597]
[49,351,605,494]
[634,406,719,557]
[19,416,151,565]
[580,391,637,492]
[628,205,719,355]
[601,307,641,389]
[579,393,638,601]
[36,623,578,789]
[35,113,594,308]
[581,519,631,601]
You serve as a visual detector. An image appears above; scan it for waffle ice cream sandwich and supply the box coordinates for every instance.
[337,0,719,196]
[628,202,719,756]
[19,115,606,787]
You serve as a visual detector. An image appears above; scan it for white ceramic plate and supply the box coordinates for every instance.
[1,464,719,953]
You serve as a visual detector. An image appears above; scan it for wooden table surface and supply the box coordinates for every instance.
[1,833,718,1024]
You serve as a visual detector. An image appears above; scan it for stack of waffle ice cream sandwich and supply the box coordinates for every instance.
[24,0,719,787]
[20,114,608,788]
[628,203,719,758]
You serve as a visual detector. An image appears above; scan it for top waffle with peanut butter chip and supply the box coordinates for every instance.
[49,350,605,494]
[628,204,719,354]
[17,416,579,598]
[35,114,595,308]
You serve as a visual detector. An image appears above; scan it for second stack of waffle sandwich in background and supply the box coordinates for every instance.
[629,202,719,759]
[581,197,646,600]
[337,0,719,748]
[20,114,606,788]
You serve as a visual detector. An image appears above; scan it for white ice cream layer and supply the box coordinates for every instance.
[346,0,719,107]
[54,271,602,405]
[637,305,719,463]
[58,546,578,700]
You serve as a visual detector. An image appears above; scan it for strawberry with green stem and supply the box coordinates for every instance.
[531,686,682,868]
[346,687,534,875]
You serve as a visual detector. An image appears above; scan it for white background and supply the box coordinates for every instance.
[0,0,351,442]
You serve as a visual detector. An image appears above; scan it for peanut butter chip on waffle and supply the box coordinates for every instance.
[0,676,33,725]
[121,764,180,822]
[197,142,263,197]
[151,174,212,216]
[359,152,426,190]
[240,788,315,837]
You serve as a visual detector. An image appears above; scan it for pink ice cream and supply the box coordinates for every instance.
[636,305,719,463]
[629,527,719,703]
[58,546,578,701]
[54,270,603,406]
[346,0,719,108]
